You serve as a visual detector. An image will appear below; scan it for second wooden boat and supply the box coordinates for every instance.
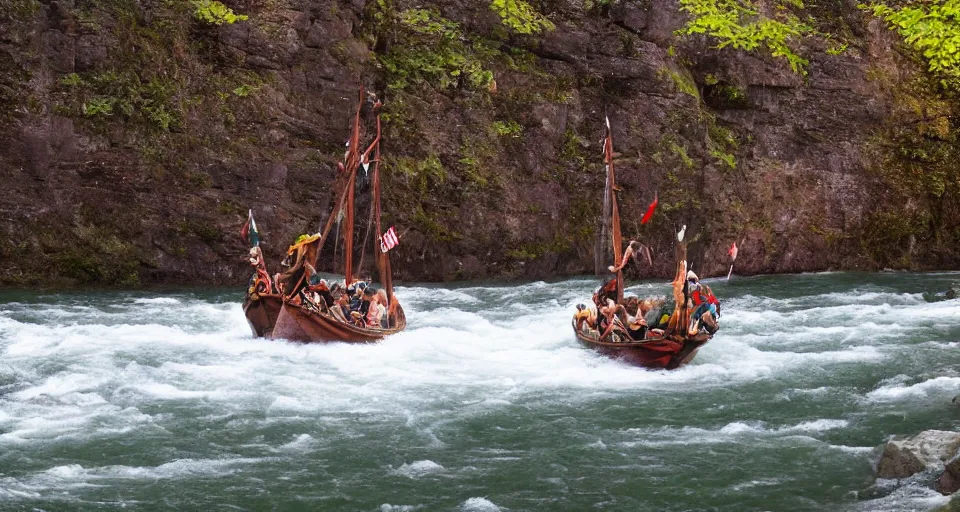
[570,116,717,369]
[271,88,405,343]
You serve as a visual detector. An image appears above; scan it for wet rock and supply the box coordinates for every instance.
[939,453,960,495]
[876,430,960,480]
[75,34,106,72]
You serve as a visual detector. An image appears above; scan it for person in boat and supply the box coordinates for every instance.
[593,277,619,309]
[598,299,629,341]
[307,277,334,310]
[331,292,351,323]
[330,282,344,300]
[346,284,361,312]
[685,270,701,299]
[359,286,374,317]
[689,303,719,335]
[376,289,389,328]
[574,303,597,334]
[365,288,382,328]
[688,282,720,335]
[608,240,652,273]
[624,296,648,340]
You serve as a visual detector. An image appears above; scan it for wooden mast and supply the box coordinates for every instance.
[604,116,624,304]
[370,113,396,304]
[342,88,365,285]
[307,87,365,274]
[351,104,382,283]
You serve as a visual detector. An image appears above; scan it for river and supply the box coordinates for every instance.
[1,272,959,511]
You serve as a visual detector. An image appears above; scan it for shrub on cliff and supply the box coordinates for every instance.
[191,0,247,25]
[677,0,812,74]
[865,0,960,90]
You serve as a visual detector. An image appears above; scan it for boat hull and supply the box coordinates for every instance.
[243,293,282,338]
[573,323,711,369]
[271,301,407,343]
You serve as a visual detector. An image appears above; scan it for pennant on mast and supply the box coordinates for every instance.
[240,209,260,248]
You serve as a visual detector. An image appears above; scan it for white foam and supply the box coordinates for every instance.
[0,457,268,495]
[132,297,180,305]
[865,376,960,402]
[380,505,422,512]
[393,460,444,478]
[623,418,850,447]
[277,434,314,451]
[460,497,501,512]
[730,477,785,491]
[855,482,951,511]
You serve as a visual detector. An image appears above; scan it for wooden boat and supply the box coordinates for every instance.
[571,117,715,369]
[240,209,281,337]
[271,88,406,343]
[272,299,405,343]
[573,327,712,369]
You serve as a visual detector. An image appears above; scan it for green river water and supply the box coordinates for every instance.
[1,272,959,511]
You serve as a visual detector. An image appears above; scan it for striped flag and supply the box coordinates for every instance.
[380,226,399,253]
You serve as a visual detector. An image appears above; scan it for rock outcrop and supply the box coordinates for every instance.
[2,0,960,286]
[875,430,960,496]
[940,452,960,495]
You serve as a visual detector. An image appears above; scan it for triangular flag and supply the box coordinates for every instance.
[641,194,658,225]
[240,209,260,247]
[677,225,686,242]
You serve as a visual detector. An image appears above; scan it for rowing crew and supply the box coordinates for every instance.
[296,277,394,329]
[574,271,721,342]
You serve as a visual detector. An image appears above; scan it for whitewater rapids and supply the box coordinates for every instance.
[0,272,958,510]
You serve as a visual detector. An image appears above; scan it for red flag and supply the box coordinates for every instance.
[729,241,739,261]
[640,194,658,225]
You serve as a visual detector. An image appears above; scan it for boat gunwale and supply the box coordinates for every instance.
[570,320,711,348]
[278,300,407,342]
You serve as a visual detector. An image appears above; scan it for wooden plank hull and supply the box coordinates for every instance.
[573,322,711,370]
[271,301,407,343]
[243,293,282,338]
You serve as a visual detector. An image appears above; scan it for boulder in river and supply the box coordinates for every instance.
[876,430,960,480]
[938,452,960,495]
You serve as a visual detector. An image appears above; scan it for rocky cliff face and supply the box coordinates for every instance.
[1,0,958,286]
